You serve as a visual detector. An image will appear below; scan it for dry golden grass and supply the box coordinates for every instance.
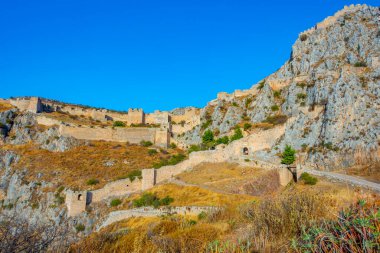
[71,178,377,253]
[2,141,182,190]
[122,183,256,209]
[0,100,14,112]
[176,162,268,193]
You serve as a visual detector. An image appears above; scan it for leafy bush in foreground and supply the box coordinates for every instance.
[292,200,380,252]
[300,172,318,185]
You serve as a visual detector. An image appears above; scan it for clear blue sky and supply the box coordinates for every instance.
[1,0,378,112]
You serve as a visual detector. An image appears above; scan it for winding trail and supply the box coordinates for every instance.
[305,168,380,192]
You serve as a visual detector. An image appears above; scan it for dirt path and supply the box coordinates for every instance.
[305,168,380,192]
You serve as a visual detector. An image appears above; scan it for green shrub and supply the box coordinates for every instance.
[354,61,367,67]
[201,119,212,130]
[113,121,126,127]
[110,198,122,207]
[133,193,173,208]
[245,97,253,108]
[159,196,174,206]
[216,136,229,145]
[140,140,153,147]
[153,154,186,169]
[125,170,142,182]
[198,211,207,220]
[148,149,158,155]
[202,129,214,144]
[87,178,99,185]
[170,143,177,149]
[232,102,238,107]
[188,145,202,153]
[271,105,279,111]
[281,145,296,165]
[257,80,265,89]
[75,223,85,232]
[296,82,307,89]
[273,90,281,98]
[300,172,318,185]
[243,123,252,131]
[296,93,307,100]
[230,127,243,141]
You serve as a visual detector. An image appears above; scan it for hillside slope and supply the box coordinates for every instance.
[176,4,380,169]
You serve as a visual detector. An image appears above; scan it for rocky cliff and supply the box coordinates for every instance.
[176,4,380,169]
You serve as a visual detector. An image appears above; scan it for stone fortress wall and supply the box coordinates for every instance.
[65,122,302,216]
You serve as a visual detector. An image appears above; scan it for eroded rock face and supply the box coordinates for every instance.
[5,112,81,152]
[177,4,380,169]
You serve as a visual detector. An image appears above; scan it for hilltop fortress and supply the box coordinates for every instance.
[8,96,201,147]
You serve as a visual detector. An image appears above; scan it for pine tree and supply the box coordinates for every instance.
[281,145,296,165]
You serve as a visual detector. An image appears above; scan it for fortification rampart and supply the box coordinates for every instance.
[91,178,142,203]
[10,97,42,113]
[59,125,169,147]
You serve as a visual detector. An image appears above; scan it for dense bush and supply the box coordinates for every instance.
[292,200,379,252]
[170,143,177,149]
[216,136,229,145]
[133,193,174,208]
[202,129,214,144]
[113,121,126,127]
[87,178,99,185]
[110,198,122,207]
[300,172,318,185]
[140,140,153,147]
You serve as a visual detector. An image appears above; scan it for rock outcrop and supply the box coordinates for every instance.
[177,4,380,169]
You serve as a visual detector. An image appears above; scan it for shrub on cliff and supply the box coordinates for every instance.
[113,121,126,127]
[216,136,229,145]
[230,127,243,141]
[148,149,158,155]
[202,129,214,144]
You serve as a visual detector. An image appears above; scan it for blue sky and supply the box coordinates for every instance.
[1,0,378,112]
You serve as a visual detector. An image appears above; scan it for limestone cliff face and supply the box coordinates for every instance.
[177,4,380,169]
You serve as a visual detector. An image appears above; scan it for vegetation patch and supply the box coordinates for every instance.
[113,121,126,127]
[293,200,379,252]
[133,193,174,208]
[110,198,122,207]
[300,172,318,185]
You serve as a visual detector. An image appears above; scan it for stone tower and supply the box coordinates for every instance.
[65,190,87,217]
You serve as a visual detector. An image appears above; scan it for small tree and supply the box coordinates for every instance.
[281,145,296,165]
[202,129,214,144]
